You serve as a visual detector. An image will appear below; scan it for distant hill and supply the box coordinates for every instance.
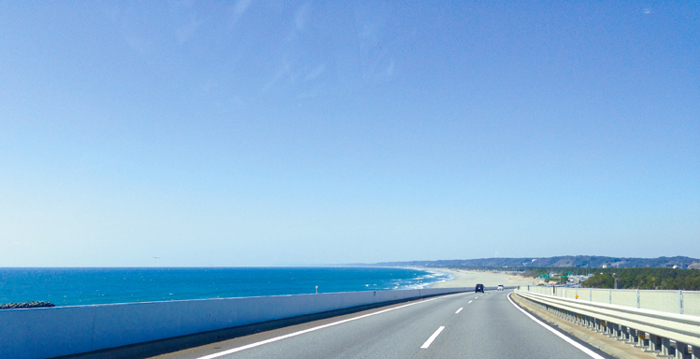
[377,256,700,269]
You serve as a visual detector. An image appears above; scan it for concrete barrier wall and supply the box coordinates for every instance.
[591,289,608,303]
[685,292,700,316]
[0,287,467,359]
[610,289,637,307]
[563,289,577,300]
[638,290,678,312]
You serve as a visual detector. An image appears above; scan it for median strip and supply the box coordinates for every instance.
[420,326,445,349]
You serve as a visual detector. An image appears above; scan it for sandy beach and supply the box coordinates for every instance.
[428,268,538,288]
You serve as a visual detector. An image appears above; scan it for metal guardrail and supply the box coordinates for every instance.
[515,288,700,357]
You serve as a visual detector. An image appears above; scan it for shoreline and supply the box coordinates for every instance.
[421,267,538,288]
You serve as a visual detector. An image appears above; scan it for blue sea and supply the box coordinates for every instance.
[0,267,451,307]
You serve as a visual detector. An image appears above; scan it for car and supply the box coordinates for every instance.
[475,284,484,293]
[497,284,504,291]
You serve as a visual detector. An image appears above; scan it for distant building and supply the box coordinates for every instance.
[567,275,592,284]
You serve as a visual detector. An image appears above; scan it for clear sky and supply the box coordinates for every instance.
[1,1,698,267]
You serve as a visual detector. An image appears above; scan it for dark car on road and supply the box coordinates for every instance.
[475,284,484,293]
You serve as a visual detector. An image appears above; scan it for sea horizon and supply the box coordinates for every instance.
[0,266,452,307]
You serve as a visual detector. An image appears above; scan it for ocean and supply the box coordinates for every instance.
[0,267,451,307]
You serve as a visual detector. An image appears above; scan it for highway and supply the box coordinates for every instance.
[153,291,608,359]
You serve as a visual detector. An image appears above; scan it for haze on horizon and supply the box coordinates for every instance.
[1,1,698,267]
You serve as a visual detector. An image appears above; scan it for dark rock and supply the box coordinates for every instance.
[0,301,55,309]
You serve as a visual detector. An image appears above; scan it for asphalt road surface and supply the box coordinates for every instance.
[153,291,607,359]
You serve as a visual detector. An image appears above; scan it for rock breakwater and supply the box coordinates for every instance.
[0,301,55,309]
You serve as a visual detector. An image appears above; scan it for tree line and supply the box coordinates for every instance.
[581,268,700,290]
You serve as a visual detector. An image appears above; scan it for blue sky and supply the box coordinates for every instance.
[1,1,698,266]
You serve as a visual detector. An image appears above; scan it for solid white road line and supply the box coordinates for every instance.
[420,326,445,349]
[455,307,463,314]
[507,293,606,359]
[196,297,442,359]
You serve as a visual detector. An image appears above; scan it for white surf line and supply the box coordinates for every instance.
[196,297,442,359]
[420,326,445,349]
[507,293,605,359]
[455,307,463,313]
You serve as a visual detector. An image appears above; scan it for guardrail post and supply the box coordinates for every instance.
[660,337,673,356]
[674,341,687,359]
[691,344,700,359]
[644,332,653,352]
[636,330,644,348]
[626,328,637,345]
[620,325,627,341]
[648,334,661,354]
[619,325,630,342]
[634,331,646,348]
[620,326,629,343]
